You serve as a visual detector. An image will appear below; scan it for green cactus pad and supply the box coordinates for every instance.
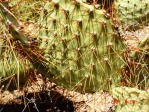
[115,0,149,30]
[112,87,149,112]
[33,0,127,93]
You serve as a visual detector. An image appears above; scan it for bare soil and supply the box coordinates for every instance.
[0,76,114,112]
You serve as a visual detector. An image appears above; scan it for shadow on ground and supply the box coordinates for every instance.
[0,90,74,112]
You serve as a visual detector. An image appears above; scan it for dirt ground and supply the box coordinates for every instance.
[0,74,115,112]
[0,25,148,112]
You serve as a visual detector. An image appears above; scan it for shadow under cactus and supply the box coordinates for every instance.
[0,90,74,112]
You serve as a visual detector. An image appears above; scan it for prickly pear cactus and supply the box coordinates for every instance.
[85,0,149,29]
[1,0,148,93]
[0,5,32,89]
[115,0,149,30]
[0,0,127,93]
[0,36,32,90]
[112,87,149,112]
[0,36,31,77]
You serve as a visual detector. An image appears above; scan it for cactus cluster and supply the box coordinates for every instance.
[0,0,127,93]
[0,0,148,94]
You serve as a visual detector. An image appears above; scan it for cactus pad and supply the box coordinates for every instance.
[31,0,126,93]
[115,0,149,30]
